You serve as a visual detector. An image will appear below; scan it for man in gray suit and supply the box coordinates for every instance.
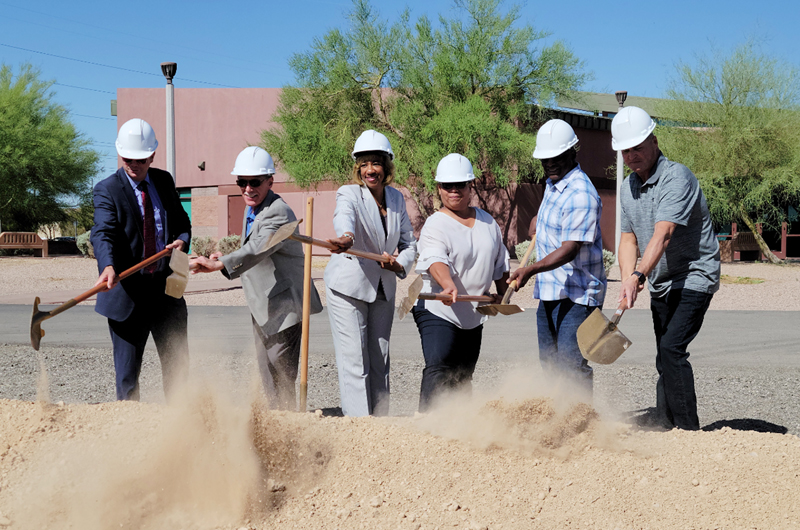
[192,146,322,409]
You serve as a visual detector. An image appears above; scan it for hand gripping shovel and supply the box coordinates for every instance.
[475,235,536,317]
[30,247,189,350]
[396,275,494,321]
[576,300,632,364]
[263,220,391,264]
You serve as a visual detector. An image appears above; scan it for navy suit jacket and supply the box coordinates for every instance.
[91,167,191,321]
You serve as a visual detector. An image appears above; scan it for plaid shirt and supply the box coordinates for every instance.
[534,165,606,306]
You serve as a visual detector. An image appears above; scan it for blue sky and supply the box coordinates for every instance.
[1,0,797,191]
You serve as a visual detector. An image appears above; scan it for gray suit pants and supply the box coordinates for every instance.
[326,285,393,417]
[252,318,301,410]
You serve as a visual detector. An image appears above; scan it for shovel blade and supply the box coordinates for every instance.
[577,308,632,365]
[396,296,416,321]
[476,303,524,316]
[262,220,301,254]
[165,248,190,299]
[30,296,47,351]
[396,275,423,321]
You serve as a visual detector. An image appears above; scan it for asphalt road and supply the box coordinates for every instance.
[1,304,799,434]
[2,304,799,366]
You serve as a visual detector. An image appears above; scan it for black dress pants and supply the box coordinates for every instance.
[412,304,483,412]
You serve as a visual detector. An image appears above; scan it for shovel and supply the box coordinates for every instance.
[263,220,391,263]
[30,247,189,351]
[576,300,632,364]
[396,275,494,320]
[475,235,536,317]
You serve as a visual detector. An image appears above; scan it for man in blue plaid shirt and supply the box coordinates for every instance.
[509,119,606,395]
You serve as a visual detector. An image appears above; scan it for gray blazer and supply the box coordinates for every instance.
[221,191,322,336]
[324,184,417,303]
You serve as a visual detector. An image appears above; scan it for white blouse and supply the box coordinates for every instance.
[415,208,510,329]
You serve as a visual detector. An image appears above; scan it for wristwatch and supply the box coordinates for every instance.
[632,271,646,285]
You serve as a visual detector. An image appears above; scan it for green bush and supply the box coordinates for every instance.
[191,236,217,258]
[514,240,536,265]
[76,232,94,258]
[217,235,241,255]
[602,249,616,276]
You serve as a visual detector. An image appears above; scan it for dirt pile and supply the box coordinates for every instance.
[1,380,799,529]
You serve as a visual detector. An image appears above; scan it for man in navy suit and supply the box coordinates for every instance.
[91,118,191,401]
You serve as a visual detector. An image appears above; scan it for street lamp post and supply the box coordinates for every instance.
[614,90,627,256]
[161,62,177,184]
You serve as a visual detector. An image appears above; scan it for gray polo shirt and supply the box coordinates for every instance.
[620,154,720,297]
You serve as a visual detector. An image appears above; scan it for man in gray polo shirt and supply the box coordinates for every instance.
[612,106,720,431]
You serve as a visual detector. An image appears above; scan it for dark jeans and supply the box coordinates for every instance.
[537,299,595,394]
[412,304,483,413]
[651,288,713,431]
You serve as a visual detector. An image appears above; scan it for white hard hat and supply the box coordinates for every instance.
[611,106,656,151]
[231,146,276,176]
[351,129,394,160]
[435,153,475,183]
[532,119,579,159]
[115,118,158,159]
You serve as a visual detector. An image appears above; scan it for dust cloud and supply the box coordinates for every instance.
[1,368,799,529]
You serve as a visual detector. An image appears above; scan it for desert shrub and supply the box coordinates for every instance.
[76,232,94,258]
[602,249,616,275]
[217,235,241,255]
[515,240,536,265]
[191,236,217,257]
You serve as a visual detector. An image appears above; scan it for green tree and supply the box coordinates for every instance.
[263,0,587,218]
[0,64,99,233]
[655,42,800,263]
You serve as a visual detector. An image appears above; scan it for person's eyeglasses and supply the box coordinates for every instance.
[439,182,468,191]
[122,157,148,164]
[236,178,266,188]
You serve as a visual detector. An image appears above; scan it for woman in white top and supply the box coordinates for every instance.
[412,153,510,412]
[324,130,417,416]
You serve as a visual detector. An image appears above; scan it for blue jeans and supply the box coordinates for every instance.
[651,288,713,431]
[412,304,483,412]
[537,299,595,393]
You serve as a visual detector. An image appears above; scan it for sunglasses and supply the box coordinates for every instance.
[122,157,149,164]
[236,178,267,188]
[439,182,468,191]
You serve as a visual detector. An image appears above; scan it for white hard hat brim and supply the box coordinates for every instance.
[435,174,475,183]
[532,139,578,159]
[116,140,157,160]
[230,168,275,176]
[351,149,395,160]
[612,130,654,151]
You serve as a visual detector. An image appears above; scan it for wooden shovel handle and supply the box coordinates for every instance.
[73,247,173,305]
[289,233,390,263]
[418,293,495,303]
[38,247,173,321]
[611,299,628,325]
[502,234,537,304]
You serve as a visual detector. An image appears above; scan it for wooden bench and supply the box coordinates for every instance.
[732,231,760,252]
[0,232,49,257]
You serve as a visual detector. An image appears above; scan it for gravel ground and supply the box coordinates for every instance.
[1,255,799,434]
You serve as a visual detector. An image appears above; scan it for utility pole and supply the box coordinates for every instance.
[161,62,177,183]
[614,91,627,256]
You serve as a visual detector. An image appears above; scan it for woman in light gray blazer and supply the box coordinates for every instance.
[324,130,417,416]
